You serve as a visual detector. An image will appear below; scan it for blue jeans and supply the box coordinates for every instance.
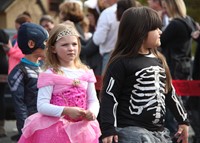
[115,126,172,143]
[102,52,111,74]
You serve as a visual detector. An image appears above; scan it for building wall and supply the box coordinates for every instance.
[0,14,6,28]
[0,0,49,29]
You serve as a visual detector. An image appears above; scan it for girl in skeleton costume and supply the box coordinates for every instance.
[18,23,101,143]
[100,7,189,143]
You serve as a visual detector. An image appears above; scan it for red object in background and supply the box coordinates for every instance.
[172,80,200,96]
[95,75,200,96]
[95,75,102,91]
[1,74,200,96]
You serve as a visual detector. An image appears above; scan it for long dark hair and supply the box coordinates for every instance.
[104,6,172,93]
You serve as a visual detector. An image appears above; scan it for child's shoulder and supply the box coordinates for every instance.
[8,62,26,78]
[78,69,96,83]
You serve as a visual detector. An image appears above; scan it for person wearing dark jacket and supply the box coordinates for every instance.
[160,0,196,139]
[7,23,48,141]
[188,26,200,143]
[0,29,9,138]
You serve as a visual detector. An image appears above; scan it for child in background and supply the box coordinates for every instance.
[100,7,189,143]
[8,23,49,141]
[7,13,32,74]
[18,23,101,143]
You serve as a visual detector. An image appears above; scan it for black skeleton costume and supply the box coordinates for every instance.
[100,52,189,138]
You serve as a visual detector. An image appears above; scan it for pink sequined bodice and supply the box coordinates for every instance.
[37,69,96,122]
[50,85,86,109]
[50,83,87,122]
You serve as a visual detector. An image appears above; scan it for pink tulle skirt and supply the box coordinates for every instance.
[18,113,101,143]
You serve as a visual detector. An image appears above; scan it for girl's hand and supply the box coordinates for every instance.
[84,110,96,121]
[62,107,86,119]
[102,135,118,143]
[174,124,189,143]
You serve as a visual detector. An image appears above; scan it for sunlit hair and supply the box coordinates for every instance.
[59,2,84,23]
[105,6,172,93]
[164,0,186,18]
[43,23,88,74]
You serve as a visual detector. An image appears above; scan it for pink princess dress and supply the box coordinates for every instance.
[18,69,101,143]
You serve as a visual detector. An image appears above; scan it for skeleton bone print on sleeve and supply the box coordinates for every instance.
[129,66,166,124]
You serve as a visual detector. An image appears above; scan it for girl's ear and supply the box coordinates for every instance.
[28,40,35,49]
[51,46,57,53]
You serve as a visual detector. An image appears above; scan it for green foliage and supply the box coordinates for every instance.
[137,0,147,5]
[185,0,200,23]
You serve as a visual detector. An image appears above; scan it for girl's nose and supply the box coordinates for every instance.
[158,28,162,34]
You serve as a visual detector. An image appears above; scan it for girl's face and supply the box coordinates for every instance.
[142,28,162,51]
[53,35,79,67]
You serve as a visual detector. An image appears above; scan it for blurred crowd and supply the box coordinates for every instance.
[0,0,200,142]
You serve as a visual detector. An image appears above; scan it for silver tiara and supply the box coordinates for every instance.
[56,27,79,41]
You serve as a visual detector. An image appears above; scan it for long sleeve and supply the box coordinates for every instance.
[86,82,100,117]
[37,85,65,117]
[8,68,28,134]
[165,86,189,125]
[100,60,125,138]
[93,11,110,46]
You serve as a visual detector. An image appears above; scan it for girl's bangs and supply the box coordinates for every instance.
[149,12,162,31]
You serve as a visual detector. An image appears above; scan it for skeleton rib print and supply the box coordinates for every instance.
[129,66,166,124]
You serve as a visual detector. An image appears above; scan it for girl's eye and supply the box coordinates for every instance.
[72,43,77,46]
[61,43,69,46]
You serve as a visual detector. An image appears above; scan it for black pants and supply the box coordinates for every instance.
[0,83,6,120]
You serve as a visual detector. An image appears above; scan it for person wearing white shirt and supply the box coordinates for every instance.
[93,0,119,72]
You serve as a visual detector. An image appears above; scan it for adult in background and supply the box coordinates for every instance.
[147,0,169,30]
[92,0,119,73]
[39,14,55,33]
[188,24,200,143]
[59,1,86,42]
[84,0,108,33]
[160,0,196,138]
[0,29,9,138]
[81,0,107,76]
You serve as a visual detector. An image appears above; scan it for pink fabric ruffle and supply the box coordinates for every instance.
[19,113,101,143]
[37,69,96,88]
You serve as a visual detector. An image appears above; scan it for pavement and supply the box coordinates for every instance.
[0,120,196,143]
[0,120,17,143]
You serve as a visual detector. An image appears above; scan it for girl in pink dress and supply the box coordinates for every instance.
[18,23,101,143]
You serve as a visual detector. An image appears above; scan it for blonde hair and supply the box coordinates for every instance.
[164,0,186,18]
[43,23,88,73]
